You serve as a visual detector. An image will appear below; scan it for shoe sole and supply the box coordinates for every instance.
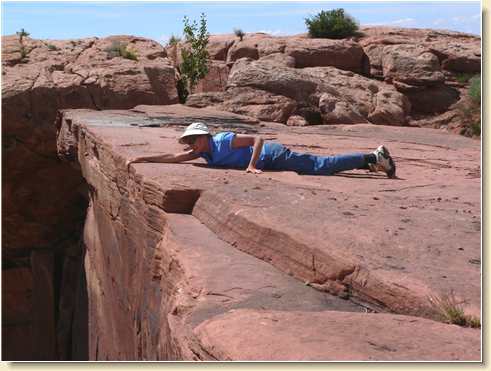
[380,146,396,179]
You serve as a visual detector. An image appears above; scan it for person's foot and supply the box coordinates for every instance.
[373,145,396,178]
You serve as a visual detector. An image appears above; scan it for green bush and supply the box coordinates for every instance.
[305,9,359,39]
[178,13,210,102]
[469,75,480,104]
[46,43,59,51]
[234,28,245,41]
[168,35,181,46]
[455,72,473,83]
[105,41,138,61]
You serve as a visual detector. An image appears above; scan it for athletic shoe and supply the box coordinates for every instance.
[373,145,396,178]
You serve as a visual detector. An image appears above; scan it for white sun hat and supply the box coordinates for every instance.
[178,122,210,144]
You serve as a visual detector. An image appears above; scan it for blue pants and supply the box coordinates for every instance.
[259,143,366,175]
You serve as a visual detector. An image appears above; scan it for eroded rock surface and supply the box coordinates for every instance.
[179,28,479,131]
[3,27,481,361]
[195,309,480,361]
[56,106,481,360]
[188,58,410,126]
[2,34,178,360]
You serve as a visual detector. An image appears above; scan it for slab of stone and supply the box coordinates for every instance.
[194,309,480,361]
[58,106,480,360]
[59,108,480,321]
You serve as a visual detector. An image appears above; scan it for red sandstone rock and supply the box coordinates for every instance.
[226,34,367,73]
[194,61,229,93]
[258,52,296,67]
[381,44,444,86]
[2,34,179,360]
[286,115,309,126]
[2,267,34,360]
[56,107,481,360]
[207,34,237,61]
[284,37,367,72]
[187,87,297,123]
[359,27,480,75]
[195,309,480,361]
[190,59,409,125]
[358,27,479,119]
[3,27,481,361]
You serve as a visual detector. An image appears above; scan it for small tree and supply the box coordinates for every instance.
[168,34,181,46]
[16,28,30,60]
[305,9,359,39]
[234,28,245,41]
[16,28,30,43]
[178,13,210,102]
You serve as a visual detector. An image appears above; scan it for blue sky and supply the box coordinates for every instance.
[1,1,481,44]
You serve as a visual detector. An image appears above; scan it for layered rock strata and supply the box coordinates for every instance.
[55,106,480,360]
[2,34,177,360]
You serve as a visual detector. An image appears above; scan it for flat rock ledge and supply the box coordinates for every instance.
[56,105,480,361]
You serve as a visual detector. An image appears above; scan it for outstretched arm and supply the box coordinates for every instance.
[126,150,200,170]
[232,134,264,174]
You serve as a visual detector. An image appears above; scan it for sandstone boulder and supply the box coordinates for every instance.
[358,27,478,117]
[226,33,284,64]
[284,37,368,73]
[319,92,369,124]
[189,59,409,125]
[427,41,481,73]
[258,52,296,67]
[286,115,309,126]
[381,44,444,86]
[226,34,368,73]
[194,60,230,93]
[359,27,480,76]
[207,34,237,61]
[187,87,297,123]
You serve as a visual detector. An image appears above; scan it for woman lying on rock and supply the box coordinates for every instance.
[126,122,396,178]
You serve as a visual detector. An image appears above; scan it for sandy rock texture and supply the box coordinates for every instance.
[171,28,479,132]
[2,26,480,361]
[2,34,178,360]
[55,105,480,360]
[187,58,410,126]
[195,309,480,361]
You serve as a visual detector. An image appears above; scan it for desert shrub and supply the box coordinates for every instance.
[105,41,138,61]
[428,291,480,328]
[470,120,481,136]
[168,34,181,46]
[234,28,245,41]
[305,9,358,39]
[455,72,473,83]
[469,75,481,104]
[16,28,30,60]
[46,43,59,51]
[457,74,481,137]
[178,13,210,102]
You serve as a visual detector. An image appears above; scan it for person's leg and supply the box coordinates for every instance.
[270,149,373,175]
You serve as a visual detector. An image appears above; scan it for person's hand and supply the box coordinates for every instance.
[246,166,262,174]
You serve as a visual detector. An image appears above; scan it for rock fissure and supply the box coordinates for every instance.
[3,27,481,360]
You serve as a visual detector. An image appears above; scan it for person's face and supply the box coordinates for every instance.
[183,135,208,152]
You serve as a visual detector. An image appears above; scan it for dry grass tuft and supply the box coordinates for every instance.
[428,291,480,328]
